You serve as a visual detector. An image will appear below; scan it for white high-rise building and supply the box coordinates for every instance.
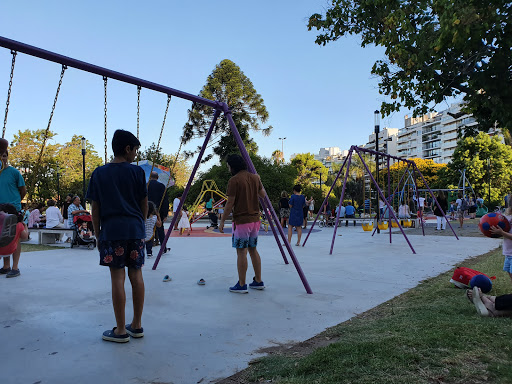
[364,127,399,162]
[314,147,349,173]
[397,103,479,163]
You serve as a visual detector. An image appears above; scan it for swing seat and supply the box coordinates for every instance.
[362,222,374,231]
[401,219,412,228]
[391,220,399,228]
[378,221,388,230]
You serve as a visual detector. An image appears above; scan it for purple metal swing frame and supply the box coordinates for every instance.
[0,35,313,293]
[302,145,458,254]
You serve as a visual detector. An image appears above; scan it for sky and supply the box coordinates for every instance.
[0,1,455,172]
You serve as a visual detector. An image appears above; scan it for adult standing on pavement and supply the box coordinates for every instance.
[173,194,182,230]
[147,172,169,245]
[219,154,266,294]
[0,138,27,278]
[434,191,448,230]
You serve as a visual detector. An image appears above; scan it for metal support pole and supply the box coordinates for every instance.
[152,110,221,270]
[388,156,391,243]
[330,152,352,254]
[303,149,351,247]
[355,147,416,254]
[375,111,380,233]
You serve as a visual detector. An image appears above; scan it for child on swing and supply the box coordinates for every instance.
[145,201,162,258]
[0,204,29,273]
[178,206,191,236]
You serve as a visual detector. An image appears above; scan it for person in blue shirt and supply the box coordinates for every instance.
[0,138,26,278]
[345,202,356,218]
[87,130,148,343]
[288,185,306,246]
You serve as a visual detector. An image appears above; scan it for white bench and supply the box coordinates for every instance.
[29,228,74,245]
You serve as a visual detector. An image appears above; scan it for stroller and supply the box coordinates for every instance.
[206,212,218,229]
[71,215,97,250]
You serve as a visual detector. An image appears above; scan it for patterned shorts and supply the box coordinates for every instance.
[280,208,290,219]
[232,221,260,249]
[98,239,145,269]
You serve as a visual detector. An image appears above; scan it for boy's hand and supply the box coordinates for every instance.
[490,225,505,236]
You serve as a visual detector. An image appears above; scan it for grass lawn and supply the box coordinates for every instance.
[229,246,512,384]
[20,243,65,252]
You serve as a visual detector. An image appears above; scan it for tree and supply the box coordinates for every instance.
[388,158,447,191]
[448,132,512,202]
[290,153,328,186]
[271,149,284,165]
[308,1,512,131]
[182,59,272,162]
[8,130,103,202]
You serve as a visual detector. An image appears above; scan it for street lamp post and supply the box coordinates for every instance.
[374,110,380,233]
[278,137,286,162]
[81,137,86,200]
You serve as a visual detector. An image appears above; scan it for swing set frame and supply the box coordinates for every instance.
[0,35,313,293]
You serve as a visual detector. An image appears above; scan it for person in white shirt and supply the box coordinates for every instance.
[172,194,181,230]
[45,199,65,242]
[418,196,426,220]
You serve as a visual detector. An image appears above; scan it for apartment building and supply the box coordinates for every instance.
[363,127,399,161]
[314,147,349,173]
[397,103,478,163]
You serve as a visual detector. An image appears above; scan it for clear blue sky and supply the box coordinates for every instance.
[0,1,451,171]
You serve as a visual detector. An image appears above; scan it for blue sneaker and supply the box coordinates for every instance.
[249,277,265,290]
[229,281,248,293]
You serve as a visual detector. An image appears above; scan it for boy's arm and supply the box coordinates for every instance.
[91,201,101,238]
[219,196,235,233]
[156,212,162,227]
[140,196,148,223]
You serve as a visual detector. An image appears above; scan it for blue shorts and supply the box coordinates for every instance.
[98,239,145,269]
[232,222,259,249]
[503,256,512,274]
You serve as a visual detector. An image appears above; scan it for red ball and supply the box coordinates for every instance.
[478,213,511,238]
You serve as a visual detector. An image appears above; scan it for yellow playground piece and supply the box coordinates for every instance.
[391,220,399,228]
[401,219,412,228]
[189,180,227,225]
[378,221,389,230]
[362,222,374,231]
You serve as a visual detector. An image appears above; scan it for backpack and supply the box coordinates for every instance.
[0,212,18,248]
[450,267,495,289]
[460,198,469,211]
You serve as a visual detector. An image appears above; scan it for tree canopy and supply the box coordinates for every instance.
[9,130,103,202]
[290,153,328,186]
[447,132,512,203]
[308,0,512,131]
[182,59,272,162]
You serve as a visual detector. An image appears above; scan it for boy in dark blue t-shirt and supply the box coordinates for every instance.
[86,130,148,343]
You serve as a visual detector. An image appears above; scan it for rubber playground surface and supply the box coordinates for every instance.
[1,221,499,384]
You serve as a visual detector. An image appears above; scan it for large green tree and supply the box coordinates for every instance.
[447,132,512,202]
[308,1,512,131]
[290,153,328,187]
[182,59,272,162]
[9,130,103,202]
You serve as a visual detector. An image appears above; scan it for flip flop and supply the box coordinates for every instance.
[163,275,172,282]
[197,278,206,285]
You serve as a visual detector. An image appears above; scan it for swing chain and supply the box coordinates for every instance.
[156,95,171,150]
[103,76,108,164]
[2,50,17,139]
[136,85,141,140]
[45,65,67,137]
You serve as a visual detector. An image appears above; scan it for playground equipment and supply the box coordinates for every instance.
[189,180,227,226]
[0,35,313,293]
[302,145,459,254]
